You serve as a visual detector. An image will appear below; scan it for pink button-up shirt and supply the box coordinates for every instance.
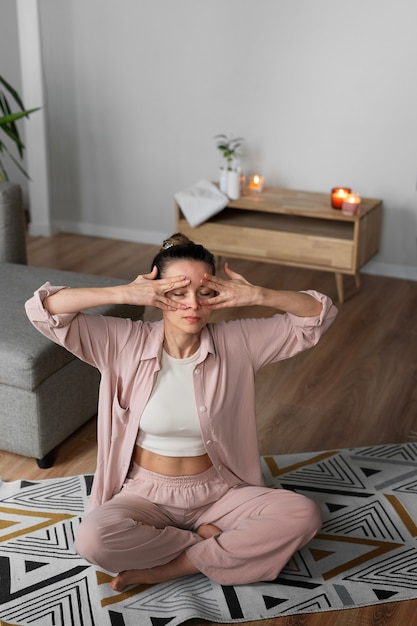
[25,284,337,512]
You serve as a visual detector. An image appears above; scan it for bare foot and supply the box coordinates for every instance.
[197,523,222,539]
[110,526,222,592]
[110,552,199,592]
[111,570,151,591]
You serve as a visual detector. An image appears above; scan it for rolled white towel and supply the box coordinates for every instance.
[175,179,229,227]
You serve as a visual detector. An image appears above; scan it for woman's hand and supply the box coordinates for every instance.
[200,263,323,317]
[199,263,260,310]
[43,267,191,315]
[126,266,191,310]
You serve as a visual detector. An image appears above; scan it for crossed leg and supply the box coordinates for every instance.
[76,486,321,592]
[110,523,221,591]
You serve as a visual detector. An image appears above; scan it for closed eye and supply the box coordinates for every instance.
[198,290,216,299]
[167,289,216,299]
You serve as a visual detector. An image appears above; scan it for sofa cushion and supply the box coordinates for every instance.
[0,263,143,391]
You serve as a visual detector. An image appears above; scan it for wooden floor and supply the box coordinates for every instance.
[1,232,417,626]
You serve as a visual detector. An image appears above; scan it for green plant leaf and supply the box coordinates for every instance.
[0,76,40,179]
[0,93,26,157]
[0,141,30,180]
[0,121,25,157]
[214,133,244,168]
[0,107,41,126]
[0,154,8,180]
[0,75,26,111]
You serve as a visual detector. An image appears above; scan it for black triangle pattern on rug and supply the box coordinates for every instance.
[108,610,126,626]
[151,618,175,626]
[326,502,348,513]
[0,443,417,625]
[263,594,287,609]
[25,559,47,573]
[374,589,399,601]
[360,467,382,477]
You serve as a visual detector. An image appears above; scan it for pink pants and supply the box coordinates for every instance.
[75,464,322,585]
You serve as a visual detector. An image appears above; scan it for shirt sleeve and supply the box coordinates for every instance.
[224,290,338,370]
[24,282,138,370]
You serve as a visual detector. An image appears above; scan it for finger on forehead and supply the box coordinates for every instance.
[202,273,221,283]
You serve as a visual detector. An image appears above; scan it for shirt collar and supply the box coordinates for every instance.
[140,320,217,362]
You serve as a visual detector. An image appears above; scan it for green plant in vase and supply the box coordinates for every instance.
[214,133,244,198]
[0,75,40,181]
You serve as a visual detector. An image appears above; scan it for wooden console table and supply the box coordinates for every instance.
[175,187,382,303]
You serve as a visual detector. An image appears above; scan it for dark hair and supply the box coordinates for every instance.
[151,233,216,277]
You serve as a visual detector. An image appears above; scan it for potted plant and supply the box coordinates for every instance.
[0,75,40,181]
[214,133,244,199]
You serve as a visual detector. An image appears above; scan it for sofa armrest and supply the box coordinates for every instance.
[0,182,28,265]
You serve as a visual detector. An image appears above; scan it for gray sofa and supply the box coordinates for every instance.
[0,182,143,467]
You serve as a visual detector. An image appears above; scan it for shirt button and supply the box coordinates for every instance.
[194,368,201,375]
[200,406,207,412]
[206,439,212,445]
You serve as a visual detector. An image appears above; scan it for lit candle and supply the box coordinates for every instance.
[248,174,265,192]
[331,187,351,209]
[342,192,361,215]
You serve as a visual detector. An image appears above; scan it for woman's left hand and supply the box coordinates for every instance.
[199,263,260,309]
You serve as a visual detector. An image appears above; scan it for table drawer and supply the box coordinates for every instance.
[179,220,354,271]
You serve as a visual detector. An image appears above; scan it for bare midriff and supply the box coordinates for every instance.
[133,445,213,476]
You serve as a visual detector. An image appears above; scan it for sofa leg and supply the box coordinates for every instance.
[36,451,54,469]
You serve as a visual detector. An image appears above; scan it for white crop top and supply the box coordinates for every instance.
[136,348,206,457]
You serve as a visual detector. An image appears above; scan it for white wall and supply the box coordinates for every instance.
[4,0,417,279]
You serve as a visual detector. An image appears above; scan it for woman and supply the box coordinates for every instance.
[25,233,338,592]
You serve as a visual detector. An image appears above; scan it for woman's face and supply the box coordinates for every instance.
[161,260,216,336]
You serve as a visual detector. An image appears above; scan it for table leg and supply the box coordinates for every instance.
[335,273,344,304]
[355,272,361,289]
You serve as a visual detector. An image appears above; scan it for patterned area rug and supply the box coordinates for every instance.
[1,443,417,626]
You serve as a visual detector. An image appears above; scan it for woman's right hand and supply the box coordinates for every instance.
[43,268,191,315]
[125,266,190,310]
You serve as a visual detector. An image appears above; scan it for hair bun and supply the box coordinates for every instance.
[161,233,193,251]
